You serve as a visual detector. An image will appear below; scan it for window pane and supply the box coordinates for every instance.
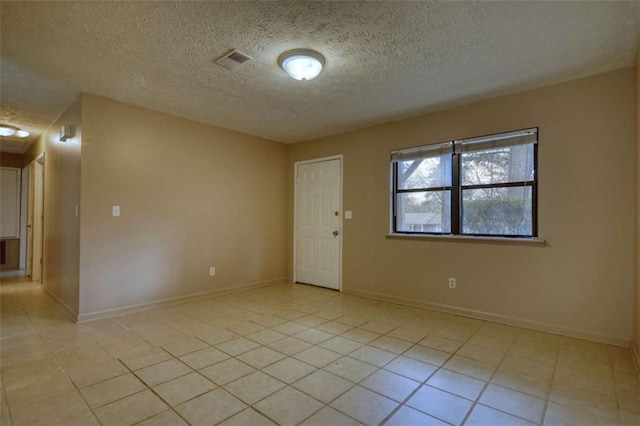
[396,191,451,233]
[461,144,534,186]
[462,186,532,235]
[398,156,452,189]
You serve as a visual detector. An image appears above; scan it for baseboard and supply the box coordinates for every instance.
[343,288,630,348]
[631,342,640,379]
[77,277,289,323]
[42,285,79,322]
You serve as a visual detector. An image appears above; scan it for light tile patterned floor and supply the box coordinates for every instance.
[1,276,639,425]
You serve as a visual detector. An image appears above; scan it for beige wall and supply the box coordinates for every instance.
[289,68,635,345]
[78,94,289,317]
[24,97,82,315]
[634,47,640,357]
[24,135,44,167]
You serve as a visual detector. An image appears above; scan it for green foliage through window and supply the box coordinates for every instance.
[392,129,537,237]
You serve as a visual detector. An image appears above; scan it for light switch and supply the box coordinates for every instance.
[345,211,353,219]
[74,205,79,217]
[112,205,120,217]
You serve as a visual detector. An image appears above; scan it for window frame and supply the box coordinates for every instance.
[392,128,538,238]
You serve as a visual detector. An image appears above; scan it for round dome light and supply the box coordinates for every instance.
[0,125,17,137]
[278,49,325,81]
[15,130,30,138]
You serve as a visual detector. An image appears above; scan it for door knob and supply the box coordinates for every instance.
[333,230,339,237]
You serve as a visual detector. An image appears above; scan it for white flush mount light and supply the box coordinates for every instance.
[278,49,325,81]
[0,125,17,137]
[0,125,30,138]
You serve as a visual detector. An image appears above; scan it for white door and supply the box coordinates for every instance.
[295,158,341,290]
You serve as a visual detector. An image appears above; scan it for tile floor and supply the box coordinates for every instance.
[1,276,639,425]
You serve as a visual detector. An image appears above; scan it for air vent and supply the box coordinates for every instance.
[214,49,254,70]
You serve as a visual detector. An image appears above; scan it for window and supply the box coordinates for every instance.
[392,128,538,238]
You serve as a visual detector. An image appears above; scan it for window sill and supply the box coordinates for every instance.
[386,233,546,245]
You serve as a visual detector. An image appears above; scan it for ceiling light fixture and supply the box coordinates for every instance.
[278,49,325,81]
[0,125,17,137]
[0,124,30,138]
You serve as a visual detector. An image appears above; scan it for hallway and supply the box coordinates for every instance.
[1,277,72,338]
[1,276,639,425]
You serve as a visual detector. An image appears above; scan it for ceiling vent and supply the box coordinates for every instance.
[214,49,253,70]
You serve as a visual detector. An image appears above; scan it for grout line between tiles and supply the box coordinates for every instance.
[0,370,16,426]
[59,360,104,426]
[458,330,522,425]
[538,338,562,426]
[376,326,472,425]
[3,280,637,426]
[119,357,192,426]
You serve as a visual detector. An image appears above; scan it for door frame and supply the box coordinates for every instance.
[293,155,343,291]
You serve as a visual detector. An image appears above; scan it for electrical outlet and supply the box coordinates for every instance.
[449,277,456,288]
[209,267,216,276]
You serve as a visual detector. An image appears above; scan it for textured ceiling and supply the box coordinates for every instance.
[1,1,639,147]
